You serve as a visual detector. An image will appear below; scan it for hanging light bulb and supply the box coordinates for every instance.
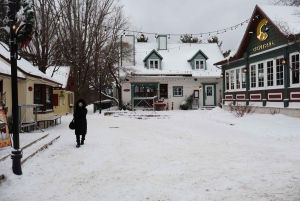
[209,32,211,36]
[123,30,126,36]
[82,24,85,30]
[104,27,107,34]
[168,34,170,39]
[180,35,183,40]
[200,34,202,39]
[217,31,219,35]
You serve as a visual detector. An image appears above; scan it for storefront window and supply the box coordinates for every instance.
[258,63,264,87]
[291,54,300,84]
[251,65,256,88]
[242,72,246,89]
[236,69,240,89]
[230,70,234,90]
[34,84,53,111]
[276,59,283,86]
[267,60,274,86]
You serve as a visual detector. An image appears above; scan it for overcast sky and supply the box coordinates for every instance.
[120,0,271,51]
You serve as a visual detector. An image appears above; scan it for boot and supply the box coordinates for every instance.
[76,143,80,148]
[80,140,84,145]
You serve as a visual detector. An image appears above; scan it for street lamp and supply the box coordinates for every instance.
[0,0,38,175]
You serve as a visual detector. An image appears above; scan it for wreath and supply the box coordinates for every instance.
[3,0,35,48]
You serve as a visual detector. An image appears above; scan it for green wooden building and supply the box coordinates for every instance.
[214,5,300,117]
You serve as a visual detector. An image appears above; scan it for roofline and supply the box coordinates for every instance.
[0,72,26,80]
[142,49,164,62]
[214,5,298,66]
[187,49,209,62]
[0,54,61,85]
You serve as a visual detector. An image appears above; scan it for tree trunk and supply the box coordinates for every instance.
[117,86,122,110]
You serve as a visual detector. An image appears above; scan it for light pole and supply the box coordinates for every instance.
[9,0,22,175]
[0,0,37,175]
[99,69,102,114]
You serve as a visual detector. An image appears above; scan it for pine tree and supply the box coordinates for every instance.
[207,36,231,58]
[180,34,201,43]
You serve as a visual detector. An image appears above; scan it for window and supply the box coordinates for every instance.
[250,65,256,88]
[159,84,168,99]
[290,53,300,85]
[195,60,205,70]
[276,59,284,86]
[34,84,53,112]
[266,60,274,87]
[173,86,183,97]
[250,57,285,89]
[225,71,229,91]
[68,93,74,106]
[236,69,240,89]
[134,85,156,97]
[225,67,245,91]
[149,60,159,69]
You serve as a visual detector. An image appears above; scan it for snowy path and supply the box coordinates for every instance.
[0,108,300,201]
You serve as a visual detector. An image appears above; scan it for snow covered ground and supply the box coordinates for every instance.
[0,106,300,201]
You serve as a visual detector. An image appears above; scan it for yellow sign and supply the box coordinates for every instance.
[257,19,269,41]
[253,41,275,52]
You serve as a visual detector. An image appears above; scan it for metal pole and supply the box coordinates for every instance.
[99,70,101,114]
[9,0,22,175]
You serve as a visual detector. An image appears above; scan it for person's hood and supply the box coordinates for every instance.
[76,99,87,108]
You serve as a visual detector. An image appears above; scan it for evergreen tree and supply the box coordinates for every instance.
[180,34,201,43]
[207,36,231,58]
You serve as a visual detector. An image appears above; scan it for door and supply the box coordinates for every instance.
[205,85,214,105]
[160,84,168,99]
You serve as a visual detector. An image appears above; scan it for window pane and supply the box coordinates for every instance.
[150,61,154,68]
[200,61,204,69]
[267,60,273,86]
[34,85,42,110]
[242,72,246,89]
[276,59,284,86]
[226,71,229,90]
[46,86,52,110]
[155,61,158,69]
[291,54,300,84]
[236,69,240,89]
[251,65,256,88]
[196,61,199,69]
[230,70,234,90]
[258,63,264,87]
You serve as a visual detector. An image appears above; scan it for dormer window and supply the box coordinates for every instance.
[195,59,205,70]
[149,59,159,69]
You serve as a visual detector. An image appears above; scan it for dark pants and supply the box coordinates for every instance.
[76,134,85,144]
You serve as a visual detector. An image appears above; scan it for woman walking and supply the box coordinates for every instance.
[74,99,87,148]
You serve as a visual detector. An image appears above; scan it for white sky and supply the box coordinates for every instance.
[120,0,271,51]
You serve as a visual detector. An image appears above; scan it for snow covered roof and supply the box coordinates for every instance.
[0,42,60,85]
[259,5,300,35]
[46,66,71,88]
[215,4,300,66]
[123,42,224,78]
[0,58,25,78]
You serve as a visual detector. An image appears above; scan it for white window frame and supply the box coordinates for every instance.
[173,86,183,97]
[149,59,160,69]
[250,56,285,90]
[225,66,246,92]
[289,52,300,87]
[195,59,205,70]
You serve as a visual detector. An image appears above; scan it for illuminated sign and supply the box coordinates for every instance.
[257,19,269,41]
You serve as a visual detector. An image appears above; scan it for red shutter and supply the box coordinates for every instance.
[53,94,58,106]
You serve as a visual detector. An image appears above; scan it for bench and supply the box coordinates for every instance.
[37,115,62,129]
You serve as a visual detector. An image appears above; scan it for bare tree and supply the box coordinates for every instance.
[18,0,62,73]
[269,0,300,6]
[54,0,120,103]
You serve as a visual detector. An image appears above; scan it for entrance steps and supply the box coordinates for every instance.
[200,106,216,110]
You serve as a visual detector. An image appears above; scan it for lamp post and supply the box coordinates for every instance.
[99,69,102,114]
[9,0,22,175]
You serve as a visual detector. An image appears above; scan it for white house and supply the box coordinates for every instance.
[120,35,224,110]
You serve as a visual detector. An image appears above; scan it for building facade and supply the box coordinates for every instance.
[214,5,300,118]
[120,35,224,110]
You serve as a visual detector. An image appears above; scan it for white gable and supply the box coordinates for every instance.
[46,66,70,88]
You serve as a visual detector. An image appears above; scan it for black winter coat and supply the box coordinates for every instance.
[74,99,87,135]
